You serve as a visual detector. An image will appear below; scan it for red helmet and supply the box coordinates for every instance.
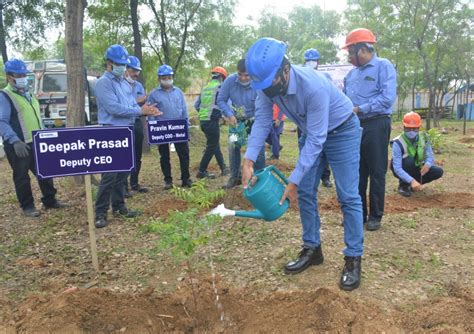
[403,112,422,128]
[343,28,376,49]
[211,66,228,79]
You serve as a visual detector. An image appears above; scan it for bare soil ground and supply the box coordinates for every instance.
[0,121,473,333]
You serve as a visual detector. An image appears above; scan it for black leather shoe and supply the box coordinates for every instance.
[321,179,333,188]
[95,216,108,228]
[43,201,68,209]
[23,207,40,217]
[124,190,133,198]
[367,218,381,231]
[284,245,324,274]
[340,256,361,291]
[220,167,230,177]
[164,182,173,190]
[196,171,216,179]
[398,184,412,197]
[113,208,140,218]
[222,177,242,189]
[131,184,149,193]
[181,179,193,188]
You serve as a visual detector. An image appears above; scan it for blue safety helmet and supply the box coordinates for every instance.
[127,56,142,71]
[105,44,130,65]
[4,58,29,74]
[157,64,174,76]
[245,37,287,90]
[304,48,320,61]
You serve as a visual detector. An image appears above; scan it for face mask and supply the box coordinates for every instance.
[13,77,28,89]
[125,76,135,84]
[112,65,126,77]
[239,80,251,87]
[160,79,173,88]
[263,71,288,98]
[306,60,318,69]
[405,130,419,139]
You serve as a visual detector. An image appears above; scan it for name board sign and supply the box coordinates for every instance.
[318,64,354,92]
[33,126,135,179]
[147,118,189,145]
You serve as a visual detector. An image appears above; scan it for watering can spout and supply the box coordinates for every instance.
[235,209,265,220]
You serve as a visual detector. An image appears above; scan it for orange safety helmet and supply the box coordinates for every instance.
[211,66,228,79]
[402,112,422,128]
[342,28,376,49]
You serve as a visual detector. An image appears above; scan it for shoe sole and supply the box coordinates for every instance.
[339,280,361,291]
[284,257,324,275]
[366,224,381,231]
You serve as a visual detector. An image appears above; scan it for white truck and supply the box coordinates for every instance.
[25,60,98,128]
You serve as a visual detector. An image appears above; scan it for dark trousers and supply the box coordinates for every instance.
[298,128,330,182]
[4,142,57,210]
[95,172,128,218]
[391,157,443,186]
[158,141,190,183]
[265,121,284,158]
[359,116,391,222]
[126,118,145,188]
[199,119,225,173]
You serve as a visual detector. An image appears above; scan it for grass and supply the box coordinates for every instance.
[399,217,417,229]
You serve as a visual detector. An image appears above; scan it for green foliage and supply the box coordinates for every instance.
[140,209,222,261]
[171,179,225,209]
[427,128,443,152]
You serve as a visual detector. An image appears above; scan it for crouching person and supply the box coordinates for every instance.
[391,111,443,197]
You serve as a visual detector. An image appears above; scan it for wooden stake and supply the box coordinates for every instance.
[85,174,99,271]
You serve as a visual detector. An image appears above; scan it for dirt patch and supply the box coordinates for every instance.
[268,160,294,173]
[459,136,474,144]
[320,192,474,213]
[221,187,253,211]
[6,279,473,333]
[143,197,189,218]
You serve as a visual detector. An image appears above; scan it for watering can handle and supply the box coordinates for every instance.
[269,165,289,185]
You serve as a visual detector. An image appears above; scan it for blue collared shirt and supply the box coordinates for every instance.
[131,80,145,98]
[147,86,188,121]
[343,55,397,119]
[95,71,141,126]
[0,86,34,144]
[392,134,435,184]
[245,66,354,185]
[217,73,257,118]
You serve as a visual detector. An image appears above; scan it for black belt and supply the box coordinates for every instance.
[359,114,390,123]
[330,112,355,133]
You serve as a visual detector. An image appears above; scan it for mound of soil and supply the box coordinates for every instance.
[6,279,473,333]
[143,197,188,218]
[459,136,474,144]
[320,192,474,213]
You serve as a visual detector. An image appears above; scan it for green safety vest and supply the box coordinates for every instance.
[394,132,428,168]
[198,79,220,121]
[1,84,42,143]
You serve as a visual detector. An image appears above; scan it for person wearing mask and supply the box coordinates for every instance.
[343,28,397,231]
[0,58,66,217]
[124,55,149,195]
[194,66,229,179]
[391,111,443,197]
[265,104,285,160]
[243,38,364,291]
[304,48,333,188]
[148,64,192,190]
[217,59,265,189]
[94,45,161,228]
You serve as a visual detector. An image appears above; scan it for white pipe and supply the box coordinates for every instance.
[209,204,236,218]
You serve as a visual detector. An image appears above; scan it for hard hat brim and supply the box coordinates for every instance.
[250,65,279,90]
[128,65,142,71]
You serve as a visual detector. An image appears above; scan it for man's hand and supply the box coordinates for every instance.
[411,179,423,191]
[13,141,30,158]
[353,106,360,114]
[420,164,430,176]
[225,116,237,126]
[136,95,147,106]
[279,182,297,205]
[241,159,255,188]
[273,119,281,128]
[141,103,161,116]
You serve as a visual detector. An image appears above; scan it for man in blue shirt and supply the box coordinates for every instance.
[124,55,149,195]
[243,38,364,291]
[391,111,443,197]
[217,59,265,189]
[0,58,66,217]
[94,45,160,228]
[343,28,397,231]
[148,64,192,189]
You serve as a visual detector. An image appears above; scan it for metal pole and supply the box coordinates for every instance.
[85,174,99,271]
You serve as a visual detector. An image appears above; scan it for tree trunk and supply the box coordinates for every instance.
[65,0,87,185]
[0,5,9,64]
[463,77,470,135]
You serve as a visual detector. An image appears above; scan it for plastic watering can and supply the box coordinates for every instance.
[210,165,289,221]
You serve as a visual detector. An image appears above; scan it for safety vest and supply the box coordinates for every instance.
[1,85,42,143]
[393,132,428,168]
[198,79,220,121]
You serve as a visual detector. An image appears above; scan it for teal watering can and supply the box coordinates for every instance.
[236,165,289,221]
